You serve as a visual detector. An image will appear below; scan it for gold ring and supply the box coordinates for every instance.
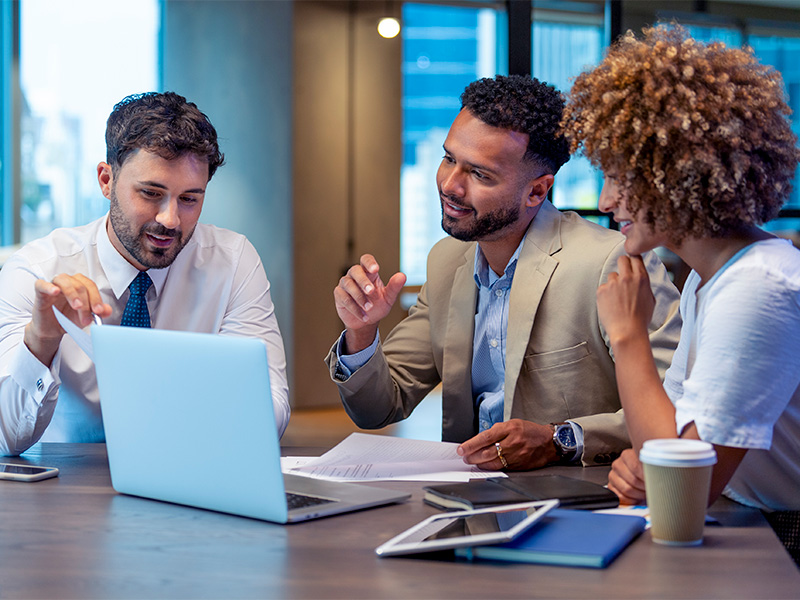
[495,442,508,469]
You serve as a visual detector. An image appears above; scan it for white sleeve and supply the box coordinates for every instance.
[674,266,800,449]
[0,256,63,455]
[218,240,291,438]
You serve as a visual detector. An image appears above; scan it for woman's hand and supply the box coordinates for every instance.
[596,255,655,347]
[608,448,647,505]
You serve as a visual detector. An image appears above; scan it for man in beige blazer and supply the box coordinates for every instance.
[327,75,681,470]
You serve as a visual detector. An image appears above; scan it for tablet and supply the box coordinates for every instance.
[375,499,559,557]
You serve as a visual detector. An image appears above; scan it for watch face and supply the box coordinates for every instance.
[556,425,576,450]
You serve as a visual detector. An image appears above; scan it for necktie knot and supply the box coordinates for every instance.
[121,271,153,328]
[129,271,153,297]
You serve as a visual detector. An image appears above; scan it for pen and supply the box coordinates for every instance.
[93,314,103,326]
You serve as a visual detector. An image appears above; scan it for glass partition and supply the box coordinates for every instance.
[18,0,160,244]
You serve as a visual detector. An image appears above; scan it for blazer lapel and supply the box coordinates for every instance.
[503,202,562,420]
[441,245,478,439]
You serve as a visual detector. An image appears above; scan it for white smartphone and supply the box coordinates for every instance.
[0,463,59,482]
[375,499,559,557]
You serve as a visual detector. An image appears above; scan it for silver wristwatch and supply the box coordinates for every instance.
[551,422,578,462]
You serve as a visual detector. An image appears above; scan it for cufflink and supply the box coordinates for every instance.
[36,378,44,392]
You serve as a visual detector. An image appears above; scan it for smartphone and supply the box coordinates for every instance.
[0,463,59,482]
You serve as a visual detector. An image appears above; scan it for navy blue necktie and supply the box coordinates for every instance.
[120,271,153,328]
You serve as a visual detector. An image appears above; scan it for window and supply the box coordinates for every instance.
[401,2,507,285]
[1,0,14,247]
[749,33,800,210]
[532,17,603,210]
[400,2,604,286]
[1,0,160,249]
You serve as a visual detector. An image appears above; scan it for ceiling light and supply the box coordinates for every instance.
[377,17,400,39]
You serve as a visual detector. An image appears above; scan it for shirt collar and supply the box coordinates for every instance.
[473,237,525,290]
[96,213,170,300]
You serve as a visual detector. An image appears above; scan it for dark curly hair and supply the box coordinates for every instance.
[461,75,570,174]
[562,24,800,241]
[105,91,225,181]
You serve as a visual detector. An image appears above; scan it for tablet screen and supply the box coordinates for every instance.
[375,499,558,556]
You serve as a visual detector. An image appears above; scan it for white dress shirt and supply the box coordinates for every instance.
[0,215,290,455]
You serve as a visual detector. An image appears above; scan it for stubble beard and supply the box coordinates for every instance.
[108,187,195,269]
[440,196,521,242]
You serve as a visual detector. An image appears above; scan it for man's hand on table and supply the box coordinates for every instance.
[456,419,559,471]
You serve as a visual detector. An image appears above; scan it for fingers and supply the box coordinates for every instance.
[333,255,406,327]
[340,257,385,313]
[466,442,507,471]
[457,427,507,470]
[51,273,110,326]
[630,254,648,276]
[598,253,656,340]
[607,449,646,504]
[33,278,63,301]
[384,272,408,306]
[344,266,377,308]
[32,279,67,336]
[457,427,496,458]
[355,255,382,296]
[615,255,650,284]
[616,255,633,276]
[607,479,643,506]
[359,254,380,279]
[27,273,109,367]
[334,285,370,324]
[334,266,377,325]
[457,420,554,471]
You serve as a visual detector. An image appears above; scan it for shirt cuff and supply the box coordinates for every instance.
[9,342,61,406]
[566,420,585,463]
[335,330,380,379]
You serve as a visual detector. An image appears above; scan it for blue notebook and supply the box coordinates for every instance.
[455,509,646,568]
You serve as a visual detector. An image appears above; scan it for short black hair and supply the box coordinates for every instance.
[105,91,225,181]
[460,75,570,174]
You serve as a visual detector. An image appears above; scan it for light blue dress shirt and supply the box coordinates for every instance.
[471,243,519,432]
[469,242,584,458]
[336,239,583,460]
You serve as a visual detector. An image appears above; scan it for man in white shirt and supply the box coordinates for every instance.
[0,92,290,455]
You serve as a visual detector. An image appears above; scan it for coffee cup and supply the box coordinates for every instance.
[639,438,717,546]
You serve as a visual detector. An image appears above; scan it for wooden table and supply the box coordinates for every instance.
[0,443,797,599]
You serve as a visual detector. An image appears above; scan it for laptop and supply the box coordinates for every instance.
[90,325,410,523]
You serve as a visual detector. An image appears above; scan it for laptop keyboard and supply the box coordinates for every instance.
[286,491,335,510]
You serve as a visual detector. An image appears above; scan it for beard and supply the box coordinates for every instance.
[440,196,521,242]
[108,187,195,269]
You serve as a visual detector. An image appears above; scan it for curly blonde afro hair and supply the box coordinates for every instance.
[562,24,800,240]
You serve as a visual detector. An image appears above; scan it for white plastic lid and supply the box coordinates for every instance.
[639,438,717,468]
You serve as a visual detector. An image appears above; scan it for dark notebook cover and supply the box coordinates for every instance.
[455,509,646,568]
[423,475,619,511]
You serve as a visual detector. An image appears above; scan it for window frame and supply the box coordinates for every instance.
[0,0,162,255]
[1,0,20,248]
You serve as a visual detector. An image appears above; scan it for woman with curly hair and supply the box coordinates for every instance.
[562,24,800,561]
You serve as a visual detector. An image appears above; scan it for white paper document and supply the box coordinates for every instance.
[284,433,506,482]
[52,306,95,360]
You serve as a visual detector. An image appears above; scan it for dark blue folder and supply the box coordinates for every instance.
[456,509,646,568]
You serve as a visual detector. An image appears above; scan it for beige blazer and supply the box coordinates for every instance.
[326,202,682,465]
